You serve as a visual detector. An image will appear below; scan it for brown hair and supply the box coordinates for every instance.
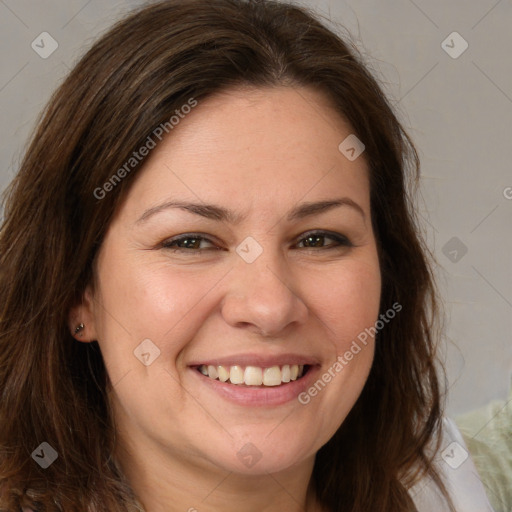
[0,1,452,510]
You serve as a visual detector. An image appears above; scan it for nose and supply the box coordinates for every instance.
[220,243,309,338]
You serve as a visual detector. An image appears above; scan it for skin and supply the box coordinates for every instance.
[70,85,382,512]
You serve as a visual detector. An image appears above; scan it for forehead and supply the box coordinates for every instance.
[155,85,359,161]
[121,85,370,219]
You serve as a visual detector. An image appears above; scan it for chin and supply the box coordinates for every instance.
[200,429,319,476]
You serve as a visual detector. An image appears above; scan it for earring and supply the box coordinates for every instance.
[74,323,85,335]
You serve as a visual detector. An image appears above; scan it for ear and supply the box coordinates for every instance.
[68,285,98,343]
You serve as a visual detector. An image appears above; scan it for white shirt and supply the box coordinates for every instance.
[409,417,495,511]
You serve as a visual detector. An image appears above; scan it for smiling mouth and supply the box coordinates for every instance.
[196,364,310,387]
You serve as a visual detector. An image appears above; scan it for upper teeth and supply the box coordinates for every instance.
[198,364,305,386]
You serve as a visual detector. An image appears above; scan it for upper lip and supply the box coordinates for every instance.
[188,353,321,368]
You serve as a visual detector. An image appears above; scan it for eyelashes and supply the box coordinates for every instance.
[161,230,354,253]
[296,231,353,250]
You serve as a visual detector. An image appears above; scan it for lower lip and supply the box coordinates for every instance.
[189,365,320,406]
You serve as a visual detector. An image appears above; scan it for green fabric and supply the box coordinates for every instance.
[456,383,512,512]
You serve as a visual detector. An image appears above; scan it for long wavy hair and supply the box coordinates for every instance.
[0,1,452,510]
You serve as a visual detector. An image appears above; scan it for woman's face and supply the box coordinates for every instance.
[79,86,381,476]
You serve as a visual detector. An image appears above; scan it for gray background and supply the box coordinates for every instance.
[0,0,511,417]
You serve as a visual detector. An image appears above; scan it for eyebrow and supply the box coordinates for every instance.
[136,197,366,225]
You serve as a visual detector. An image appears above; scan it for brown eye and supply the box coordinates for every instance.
[296,231,352,249]
[162,234,217,251]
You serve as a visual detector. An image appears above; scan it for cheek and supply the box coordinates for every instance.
[309,258,381,348]
[294,259,380,440]
[93,253,223,362]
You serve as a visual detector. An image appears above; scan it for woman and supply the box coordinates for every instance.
[0,0,493,510]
